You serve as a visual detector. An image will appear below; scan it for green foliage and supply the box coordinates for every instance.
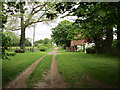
[34,38,52,47]
[25,38,32,46]
[34,40,43,46]
[1,31,31,59]
[86,47,96,54]
[56,53,118,88]
[51,20,74,47]
[5,51,16,59]
[2,32,11,50]
[27,55,52,87]
[34,38,52,52]
[2,32,11,59]
[6,32,20,47]
[2,52,46,85]
[5,2,58,49]
[55,2,120,54]
[39,46,47,51]
[112,40,120,48]
[0,2,8,28]
[43,38,51,45]
[46,12,57,20]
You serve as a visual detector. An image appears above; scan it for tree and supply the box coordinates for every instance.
[0,2,8,29]
[25,38,32,46]
[2,32,12,59]
[34,38,52,47]
[9,32,20,47]
[51,20,74,51]
[2,32,10,53]
[55,2,120,54]
[34,39,43,46]
[34,38,52,51]
[43,38,50,45]
[0,2,10,59]
[5,2,57,50]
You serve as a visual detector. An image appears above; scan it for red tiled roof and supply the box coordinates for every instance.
[71,39,87,46]
[71,34,87,46]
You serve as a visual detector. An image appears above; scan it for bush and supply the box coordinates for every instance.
[112,40,120,48]
[6,52,16,56]
[86,47,96,54]
[2,52,16,60]
[15,49,25,53]
[39,46,47,51]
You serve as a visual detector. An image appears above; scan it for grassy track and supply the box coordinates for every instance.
[27,55,53,87]
[2,52,46,85]
[56,52,118,88]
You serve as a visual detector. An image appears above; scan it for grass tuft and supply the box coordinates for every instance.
[27,55,53,87]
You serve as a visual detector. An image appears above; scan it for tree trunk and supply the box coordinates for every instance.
[117,24,120,57]
[94,40,103,54]
[105,29,113,54]
[93,36,103,54]
[20,2,25,50]
[117,25,120,40]
[20,28,25,50]
[66,40,71,52]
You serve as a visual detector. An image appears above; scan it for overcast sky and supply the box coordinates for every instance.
[14,15,77,43]
[14,15,117,44]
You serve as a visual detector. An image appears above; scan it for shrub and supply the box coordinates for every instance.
[6,52,16,56]
[15,49,25,53]
[2,51,16,60]
[86,47,96,54]
[39,46,47,51]
[112,40,120,48]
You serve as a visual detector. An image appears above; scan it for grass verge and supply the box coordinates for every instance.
[56,52,118,88]
[27,55,53,87]
[2,52,46,86]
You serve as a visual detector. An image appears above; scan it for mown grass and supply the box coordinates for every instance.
[2,52,47,86]
[56,52,118,88]
[27,55,53,87]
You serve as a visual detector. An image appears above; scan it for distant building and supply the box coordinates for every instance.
[71,39,87,52]
[70,34,95,52]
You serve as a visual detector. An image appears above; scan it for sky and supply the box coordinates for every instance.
[14,15,117,44]
[14,15,77,43]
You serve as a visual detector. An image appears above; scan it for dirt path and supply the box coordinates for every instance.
[34,48,68,88]
[4,55,46,88]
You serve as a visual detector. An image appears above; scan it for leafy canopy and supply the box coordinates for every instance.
[51,20,75,47]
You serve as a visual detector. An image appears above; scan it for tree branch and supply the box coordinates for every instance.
[27,19,51,27]
[25,8,47,27]
[25,3,47,27]
[5,28,21,31]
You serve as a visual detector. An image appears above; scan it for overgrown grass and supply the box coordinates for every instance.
[27,55,53,87]
[56,52,118,88]
[2,52,46,86]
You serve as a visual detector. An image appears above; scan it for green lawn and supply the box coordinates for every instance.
[27,55,53,87]
[56,52,118,88]
[2,52,46,86]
